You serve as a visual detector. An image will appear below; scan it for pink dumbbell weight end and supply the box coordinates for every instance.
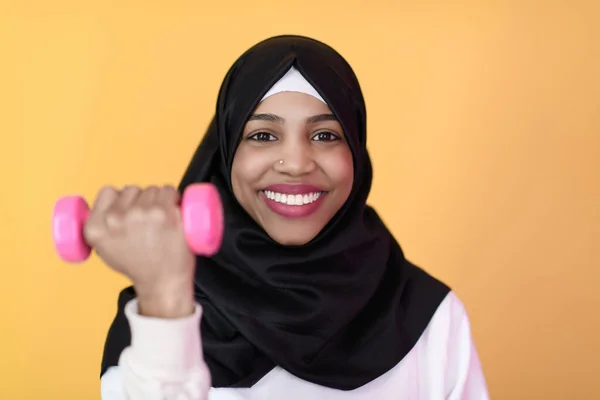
[52,183,224,263]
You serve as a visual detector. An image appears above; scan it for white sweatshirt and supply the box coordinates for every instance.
[100,291,490,399]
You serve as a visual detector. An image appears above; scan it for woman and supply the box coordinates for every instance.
[93,35,489,399]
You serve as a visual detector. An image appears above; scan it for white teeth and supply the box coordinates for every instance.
[263,190,322,206]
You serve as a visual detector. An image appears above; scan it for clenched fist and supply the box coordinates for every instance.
[84,185,196,318]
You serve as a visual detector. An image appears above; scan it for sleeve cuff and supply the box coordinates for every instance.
[124,298,204,373]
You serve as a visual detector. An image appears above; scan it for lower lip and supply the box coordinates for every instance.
[260,192,326,218]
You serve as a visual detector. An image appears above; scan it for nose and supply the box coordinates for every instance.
[273,141,316,176]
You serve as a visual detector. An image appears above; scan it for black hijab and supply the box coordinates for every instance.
[100,34,450,390]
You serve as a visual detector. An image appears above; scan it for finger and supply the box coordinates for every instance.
[85,186,119,243]
[156,185,181,224]
[157,185,180,208]
[110,186,142,214]
[135,185,160,208]
[90,186,120,214]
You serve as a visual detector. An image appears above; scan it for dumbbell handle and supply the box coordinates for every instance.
[52,183,224,263]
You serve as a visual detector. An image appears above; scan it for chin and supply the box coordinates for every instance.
[266,226,323,247]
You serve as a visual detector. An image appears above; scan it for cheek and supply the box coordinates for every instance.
[231,147,267,195]
[320,147,354,191]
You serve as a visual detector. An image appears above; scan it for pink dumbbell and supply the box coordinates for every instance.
[52,183,224,263]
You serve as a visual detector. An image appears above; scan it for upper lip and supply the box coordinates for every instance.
[262,184,325,194]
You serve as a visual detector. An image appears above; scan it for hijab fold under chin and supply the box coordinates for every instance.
[100,34,449,390]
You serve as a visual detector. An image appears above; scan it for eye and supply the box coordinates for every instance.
[312,131,341,142]
[247,131,277,142]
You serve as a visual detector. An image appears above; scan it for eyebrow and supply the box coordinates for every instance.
[248,113,338,124]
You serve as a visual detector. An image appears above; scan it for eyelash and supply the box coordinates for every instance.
[246,131,341,142]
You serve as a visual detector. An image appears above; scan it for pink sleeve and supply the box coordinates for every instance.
[101,299,211,400]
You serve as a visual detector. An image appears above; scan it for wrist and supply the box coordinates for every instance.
[135,278,195,319]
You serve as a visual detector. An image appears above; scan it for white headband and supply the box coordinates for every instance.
[260,66,326,104]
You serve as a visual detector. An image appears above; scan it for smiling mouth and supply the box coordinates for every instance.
[261,190,324,206]
[258,184,328,218]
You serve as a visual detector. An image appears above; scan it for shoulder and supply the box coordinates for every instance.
[434,291,471,325]
[100,366,123,399]
[424,291,490,398]
[405,284,478,363]
[397,261,452,342]
[420,290,483,381]
[426,290,474,345]
[400,261,469,331]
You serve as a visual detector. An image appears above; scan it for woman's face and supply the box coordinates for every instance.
[231,91,354,246]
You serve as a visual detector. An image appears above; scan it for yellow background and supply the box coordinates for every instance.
[1,1,599,398]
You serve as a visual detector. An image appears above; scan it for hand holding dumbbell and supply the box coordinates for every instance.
[52,184,223,314]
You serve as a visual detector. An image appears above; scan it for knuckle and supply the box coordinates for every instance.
[105,211,123,228]
[83,221,105,244]
[148,206,167,222]
[126,206,145,221]
[124,205,167,224]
